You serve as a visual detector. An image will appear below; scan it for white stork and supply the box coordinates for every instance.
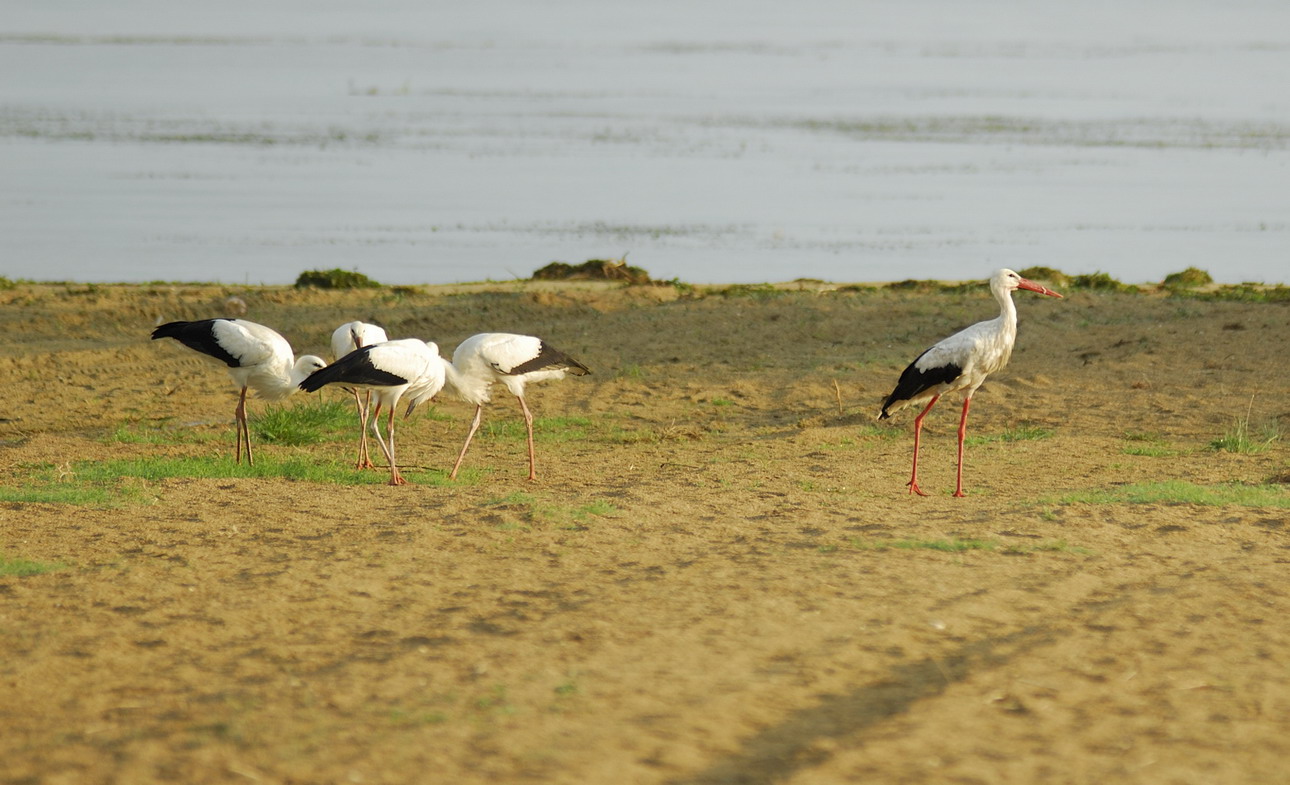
[879,268,1063,497]
[299,338,446,486]
[330,321,390,470]
[442,333,590,481]
[151,318,327,465]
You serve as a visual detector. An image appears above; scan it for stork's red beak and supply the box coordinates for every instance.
[1017,278,1063,298]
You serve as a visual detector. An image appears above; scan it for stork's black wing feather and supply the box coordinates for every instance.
[879,348,963,419]
[151,319,241,368]
[505,341,590,376]
[299,347,408,392]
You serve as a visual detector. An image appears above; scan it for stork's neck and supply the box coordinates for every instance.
[994,284,1020,338]
[441,359,488,405]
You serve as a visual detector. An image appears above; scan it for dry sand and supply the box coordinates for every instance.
[1,280,1287,785]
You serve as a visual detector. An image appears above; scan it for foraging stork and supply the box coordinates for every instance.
[299,339,446,486]
[151,319,327,465]
[879,269,1062,497]
[442,333,590,481]
[330,321,390,470]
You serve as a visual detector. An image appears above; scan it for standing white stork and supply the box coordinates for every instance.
[330,321,390,470]
[442,333,590,481]
[151,319,327,465]
[878,269,1062,497]
[299,338,446,486]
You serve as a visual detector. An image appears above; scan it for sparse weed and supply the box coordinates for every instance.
[965,425,1054,445]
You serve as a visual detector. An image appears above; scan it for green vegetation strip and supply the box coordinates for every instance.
[1057,481,1289,507]
[0,455,458,506]
[0,553,65,577]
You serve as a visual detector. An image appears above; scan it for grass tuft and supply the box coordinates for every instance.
[252,399,359,445]
[0,553,67,577]
[1210,414,1280,454]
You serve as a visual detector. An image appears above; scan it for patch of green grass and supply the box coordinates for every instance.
[965,425,1054,445]
[251,399,361,445]
[0,553,66,577]
[0,483,123,506]
[1057,481,1290,507]
[0,454,433,507]
[853,425,902,441]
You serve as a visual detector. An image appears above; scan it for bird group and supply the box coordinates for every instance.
[151,319,590,486]
[152,267,1061,496]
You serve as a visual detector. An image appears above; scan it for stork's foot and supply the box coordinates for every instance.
[953,489,967,498]
[907,480,930,497]
[387,472,408,486]
[356,459,378,470]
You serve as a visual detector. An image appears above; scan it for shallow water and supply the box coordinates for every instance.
[3,0,1288,285]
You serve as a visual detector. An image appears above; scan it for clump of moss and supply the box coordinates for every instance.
[294,269,381,289]
[1162,267,1213,289]
[1018,266,1070,285]
[1069,272,1139,293]
[532,258,653,284]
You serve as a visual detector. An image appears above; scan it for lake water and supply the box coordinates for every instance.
[3,0,1288,286]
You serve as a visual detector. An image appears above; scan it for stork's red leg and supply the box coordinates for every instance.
[386,406,406,485]
[235,386,253,466]
[516,395,537,481]
[908,395,939,496]
[449,404,483,480]
[354,389,377,469]
[953,397,972,498]
[368,403,396,476]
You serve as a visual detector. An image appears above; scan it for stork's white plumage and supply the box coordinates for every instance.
[151,318,327,465]
[443,333,590,481]
[300,338,446,485]
[879,268,1062,497]
[330,321,390,470]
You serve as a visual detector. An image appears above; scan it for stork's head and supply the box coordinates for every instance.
[993,268,1063,298]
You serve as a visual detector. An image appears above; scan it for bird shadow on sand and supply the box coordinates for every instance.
[661,623,1054,785]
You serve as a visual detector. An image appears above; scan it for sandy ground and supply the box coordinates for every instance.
[1,280,1287,785]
